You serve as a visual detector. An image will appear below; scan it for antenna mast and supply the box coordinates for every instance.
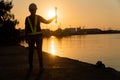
[55,7,57,23]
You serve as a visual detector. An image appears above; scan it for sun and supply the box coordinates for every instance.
[47,9,55,18]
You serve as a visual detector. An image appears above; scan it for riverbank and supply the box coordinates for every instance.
[0,45,120,80]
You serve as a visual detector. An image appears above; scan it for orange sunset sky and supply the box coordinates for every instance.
[11,0,120,30]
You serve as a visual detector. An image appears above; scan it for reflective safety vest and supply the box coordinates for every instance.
[27,15,42,35]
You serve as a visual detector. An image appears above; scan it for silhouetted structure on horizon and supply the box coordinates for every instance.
[19,27,120,41]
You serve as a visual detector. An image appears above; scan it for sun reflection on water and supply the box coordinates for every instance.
[50,36,56,55]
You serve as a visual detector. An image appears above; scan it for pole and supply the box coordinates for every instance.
[55,7,57,23]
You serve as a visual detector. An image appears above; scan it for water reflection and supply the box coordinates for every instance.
[43,34,120,71]
[43,36,63,56]
[50,36,56,55]
[21,34,120,71]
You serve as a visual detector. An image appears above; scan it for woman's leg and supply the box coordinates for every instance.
[28,39,35,68]
[36,36,43,68]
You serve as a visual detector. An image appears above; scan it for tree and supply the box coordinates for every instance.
[0,0,19,46]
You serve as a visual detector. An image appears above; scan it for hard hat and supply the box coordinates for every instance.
[29,3,37,10]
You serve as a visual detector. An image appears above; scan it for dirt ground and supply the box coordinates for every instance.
[0,45,120,80]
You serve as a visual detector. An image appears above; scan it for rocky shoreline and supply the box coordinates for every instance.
[0,45,120,80]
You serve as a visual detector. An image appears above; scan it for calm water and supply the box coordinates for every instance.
[21,34,120,71]
[43,34,120,71]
